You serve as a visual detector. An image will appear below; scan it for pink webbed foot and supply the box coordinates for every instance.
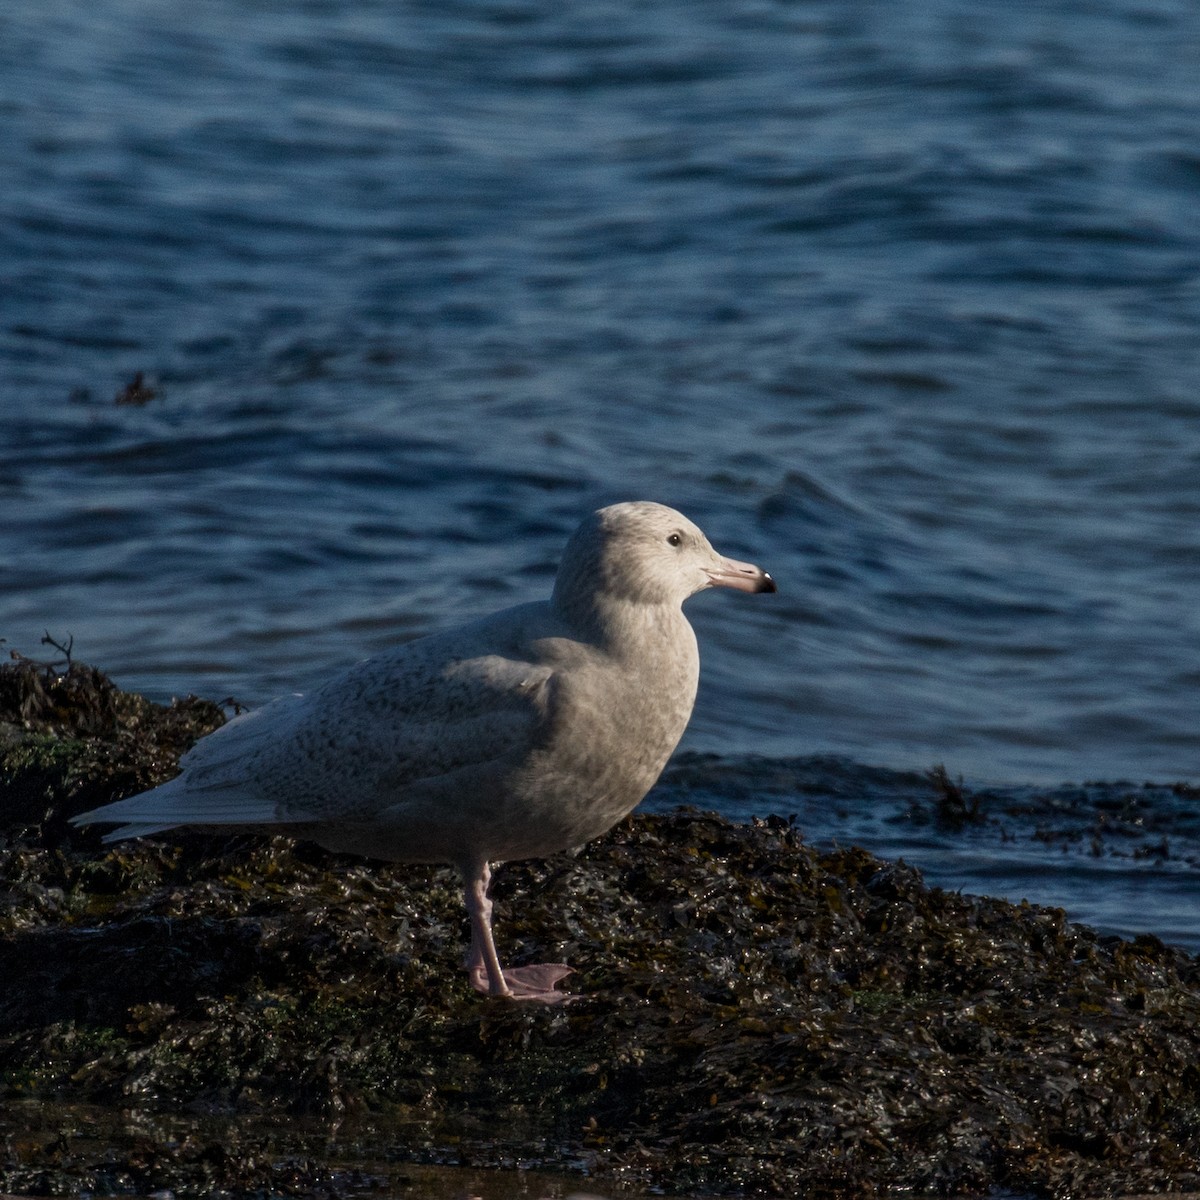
[462,862,577,1003]
[468,962,575,1004]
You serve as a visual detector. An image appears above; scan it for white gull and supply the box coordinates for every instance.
[72,501,776,1002]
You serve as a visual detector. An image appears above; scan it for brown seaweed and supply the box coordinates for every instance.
[2,656,1200,1197]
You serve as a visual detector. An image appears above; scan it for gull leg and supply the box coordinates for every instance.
[461,862,574,1004]
[465,862,497,985]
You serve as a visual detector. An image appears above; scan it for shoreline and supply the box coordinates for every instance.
[2,656,1199,1197]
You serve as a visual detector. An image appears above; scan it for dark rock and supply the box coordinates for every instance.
[2,659,1200,1197]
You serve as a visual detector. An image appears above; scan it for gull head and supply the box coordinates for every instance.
[553,501,776,613]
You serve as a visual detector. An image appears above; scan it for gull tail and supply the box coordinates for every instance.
[71,777,281,844]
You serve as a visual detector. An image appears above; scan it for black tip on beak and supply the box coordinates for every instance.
[706,558,778,595]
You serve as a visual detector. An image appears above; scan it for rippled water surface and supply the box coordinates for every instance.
[2,0,1198,942]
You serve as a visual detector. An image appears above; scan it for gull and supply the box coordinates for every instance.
[73,502,776,1002]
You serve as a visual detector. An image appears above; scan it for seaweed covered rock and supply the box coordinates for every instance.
[2,659,1200,1197]
[0,649,226,838]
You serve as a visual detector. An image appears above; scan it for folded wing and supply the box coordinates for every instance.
[72,642,557,843]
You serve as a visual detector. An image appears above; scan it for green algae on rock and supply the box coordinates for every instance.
[2,657,1200,1198]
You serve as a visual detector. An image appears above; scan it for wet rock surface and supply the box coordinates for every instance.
[2,656,1200,1197]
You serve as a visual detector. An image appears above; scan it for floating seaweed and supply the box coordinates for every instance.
[926,761,983,827]
[113,372,158,406]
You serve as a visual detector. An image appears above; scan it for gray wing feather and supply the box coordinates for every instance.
[71,646,556,838]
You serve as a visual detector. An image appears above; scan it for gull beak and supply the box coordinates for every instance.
[704,555,777,594]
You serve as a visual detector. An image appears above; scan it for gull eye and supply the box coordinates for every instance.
[667,532,683,547]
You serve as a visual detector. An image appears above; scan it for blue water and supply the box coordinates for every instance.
[2,0,1198,944]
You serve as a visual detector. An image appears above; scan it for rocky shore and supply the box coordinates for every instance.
[2,652,1199,1197]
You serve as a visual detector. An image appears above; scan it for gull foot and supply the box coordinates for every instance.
[470,963,575,1003]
